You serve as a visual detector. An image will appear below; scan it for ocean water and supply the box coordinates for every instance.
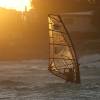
[0,55,100,100]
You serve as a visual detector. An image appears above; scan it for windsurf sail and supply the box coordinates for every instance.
[48,14,80,83]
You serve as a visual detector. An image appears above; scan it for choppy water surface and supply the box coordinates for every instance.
[0,56,100,100]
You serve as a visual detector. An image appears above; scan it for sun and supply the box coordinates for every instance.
[0,0,33,12]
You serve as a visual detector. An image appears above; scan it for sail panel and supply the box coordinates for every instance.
[48,14,80,83]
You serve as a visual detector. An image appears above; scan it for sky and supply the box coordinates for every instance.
[0,9,49,60]
[0,0,90,60]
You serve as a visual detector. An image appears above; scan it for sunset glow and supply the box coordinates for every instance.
[0,0,33,12]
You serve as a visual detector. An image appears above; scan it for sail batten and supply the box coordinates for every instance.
[48,14,80,83]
